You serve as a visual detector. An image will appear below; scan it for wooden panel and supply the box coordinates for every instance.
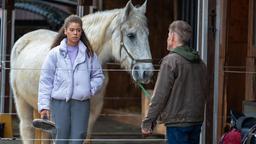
[104,64,141,111]
[225,0,249,112]
[146,0,173,61]
[246,0,256,101]
[0,114,13,138]
[216,0,228,141]
[248,0,256,56]
[216,0,249,141]
[245,58,256,100]
[206,0,216,142]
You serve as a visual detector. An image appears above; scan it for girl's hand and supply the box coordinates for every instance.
[40,109,50,120]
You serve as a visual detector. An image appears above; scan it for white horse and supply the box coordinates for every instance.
[10,0,154,143]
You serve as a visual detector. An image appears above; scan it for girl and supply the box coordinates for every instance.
[38,15,104,144]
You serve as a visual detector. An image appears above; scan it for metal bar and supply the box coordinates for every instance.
[9,9,15,113]
[0,8,7,113]
[77,0,85,16]
[196,0,202,52]
[213,0,221,143]
[77,5,84,16]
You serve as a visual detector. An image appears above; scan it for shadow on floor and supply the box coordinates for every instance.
[91,116,166,144]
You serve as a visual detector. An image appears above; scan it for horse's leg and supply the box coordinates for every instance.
[14,95,34,144]
[86,86,106,143]
[86,74,108,144]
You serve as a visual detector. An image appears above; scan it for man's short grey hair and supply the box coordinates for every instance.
[169,20,192,43]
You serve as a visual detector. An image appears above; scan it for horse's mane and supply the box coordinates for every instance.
[81,7,148,55]
[81,10,119,54]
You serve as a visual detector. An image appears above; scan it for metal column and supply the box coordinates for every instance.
[0,0,14,113]
[0,3,7,113]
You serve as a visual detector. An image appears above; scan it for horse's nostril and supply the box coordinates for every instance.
[143,70,153,80]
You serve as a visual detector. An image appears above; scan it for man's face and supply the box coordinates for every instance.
[167,30,174,50]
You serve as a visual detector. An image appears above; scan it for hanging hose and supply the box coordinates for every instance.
[15,0,70,30]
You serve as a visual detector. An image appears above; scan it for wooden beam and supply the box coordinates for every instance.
[206,0,216,143]
[0,114,13,138]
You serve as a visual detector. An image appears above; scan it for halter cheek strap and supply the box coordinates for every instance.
[119,30,152,68]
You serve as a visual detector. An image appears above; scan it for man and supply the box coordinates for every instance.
[141,20,208,144]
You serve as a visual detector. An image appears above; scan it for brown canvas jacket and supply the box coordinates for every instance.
[142,52,208,130]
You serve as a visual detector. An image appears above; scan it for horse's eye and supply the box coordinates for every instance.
[127,33,136,39]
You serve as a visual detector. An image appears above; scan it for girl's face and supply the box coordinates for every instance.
[64,22,82,46]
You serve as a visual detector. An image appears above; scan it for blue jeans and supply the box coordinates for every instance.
[51,99,90,144]
[166,124,202,144]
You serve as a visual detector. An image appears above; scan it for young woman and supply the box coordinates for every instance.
[38,15,104,144]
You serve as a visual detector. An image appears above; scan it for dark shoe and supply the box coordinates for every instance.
[32,118,56,132]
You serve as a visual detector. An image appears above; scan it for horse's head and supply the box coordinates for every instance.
[111,0,154,84]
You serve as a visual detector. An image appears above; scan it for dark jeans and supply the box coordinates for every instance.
[166,124,202,144]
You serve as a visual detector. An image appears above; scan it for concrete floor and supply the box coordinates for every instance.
[1,116,166,144]
[91,116,166,144]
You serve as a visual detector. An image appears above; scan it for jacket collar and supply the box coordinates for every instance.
[171,45,200,63]
[59,38,87,58]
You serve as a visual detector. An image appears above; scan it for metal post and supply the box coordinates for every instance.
[9,10,15,113]
[197,0,208,62]
[196,0,209,143]
[0,0,7,113]
[213,0,220,143]
[0,0,14,113]
[77,0,94,16]
[77,0,85,17]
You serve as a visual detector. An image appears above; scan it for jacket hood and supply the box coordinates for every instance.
[171,45,200,62]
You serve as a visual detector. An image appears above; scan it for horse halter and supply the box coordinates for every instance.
[119,30,152,69]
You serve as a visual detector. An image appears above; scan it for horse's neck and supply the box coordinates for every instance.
[82,10,120,65]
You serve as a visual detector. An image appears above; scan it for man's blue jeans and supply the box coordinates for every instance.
[166,124,202,144]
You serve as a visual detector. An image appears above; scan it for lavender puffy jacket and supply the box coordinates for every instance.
[38,39,104,112]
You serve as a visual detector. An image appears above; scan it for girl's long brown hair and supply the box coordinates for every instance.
[51,15,93,57]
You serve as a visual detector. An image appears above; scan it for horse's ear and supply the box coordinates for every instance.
[122,0,135,21]
[137,0,147,14]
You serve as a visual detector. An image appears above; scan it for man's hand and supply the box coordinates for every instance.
[141,128,152,137]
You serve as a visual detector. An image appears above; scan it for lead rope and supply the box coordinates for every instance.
[136,82,151,99]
